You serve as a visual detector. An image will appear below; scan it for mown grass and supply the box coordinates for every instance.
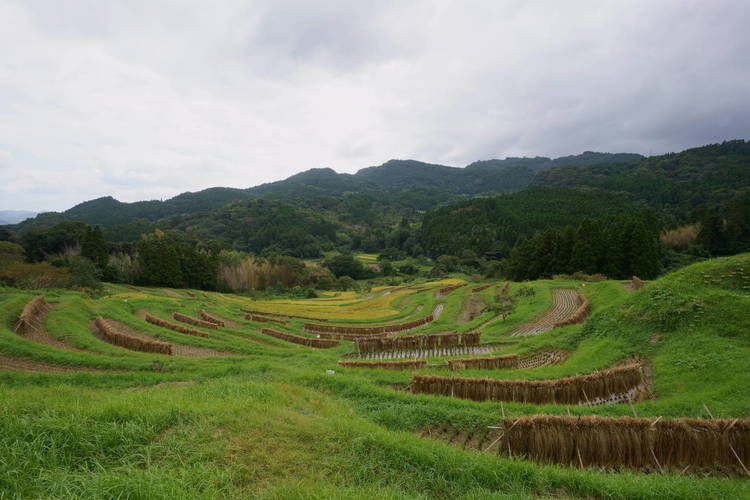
[0,255,749,498]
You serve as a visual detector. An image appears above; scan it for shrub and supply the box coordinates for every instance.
[0,262,71,288]
[68,256,103,290]
[0,241,25,267]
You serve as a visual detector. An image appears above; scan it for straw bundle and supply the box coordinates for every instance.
[94,317,172,355]
[438,284,463,296]
[145,314,209,337]
[356,332,481,353]
[471,284,492,293]
[337,359,427,370]
[304,314,434,336]
[172,312,218,330]
[246,314,287,325]
[240,308,328,322]
[410,363,644,405]
[498,415,750,473]
[632,276,646,290]
[198,311,225,327]
[447,354,519,371]
[14,295,49,333]
[318,331,390,341]
[554,291,590,327]
[260,328,339,349]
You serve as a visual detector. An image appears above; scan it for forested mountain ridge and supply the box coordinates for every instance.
[9,151,640,231]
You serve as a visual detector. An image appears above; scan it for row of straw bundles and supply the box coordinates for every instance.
[246,314,287,325]
[199,311,225,327]
[337,359,427,370]
[260,328,340,349]
[447,354,519,371]
[439,284,463,296]
[471,284,492,293]
[15,295,49,333]
[145,314,209,337]
[632,276,646,289]
[497,282,510,296]
[318,331,390,341]
[554,291,590,327]
[499,415,750,472]
[94,317,172,355]
[173,312,218,330]
[356,331,481,353]
[410,363,644,405]
[240,308,328,322]
[303,314,434,336]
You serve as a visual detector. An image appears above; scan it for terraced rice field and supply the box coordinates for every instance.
[2,255,750,498]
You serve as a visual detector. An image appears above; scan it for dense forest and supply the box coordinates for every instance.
[1,140,749,291]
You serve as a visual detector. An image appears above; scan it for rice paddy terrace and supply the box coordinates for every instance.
[1,256,750,498]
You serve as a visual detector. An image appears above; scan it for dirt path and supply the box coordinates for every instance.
[511,289,580,337]
[458,294,486,324]
[0,354,111,374]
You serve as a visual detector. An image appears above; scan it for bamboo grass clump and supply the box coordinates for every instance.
[239,308,328,322]
[145,314,209,337]
[304,314,434,336]
[172,312,218,330]
[15,295,49,333]
[246,314,287,325]
[498,415,750,473]
[410,363,644,405]
[447,354,519,371]
[199,311,225,327]
[260,328,340,349]
[356,332,481,353]
[554,291,590,327]
[95,317,172,355]
[337,359,427,370]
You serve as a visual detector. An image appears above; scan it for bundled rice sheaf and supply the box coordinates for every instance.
[497,282,510,296]
[498,415,750,473]
[172,312,218,330]
[15,295,49,333]
[145,314,209,337]
[240,308,328,322]
[95,317,172,355]
[554,291,590,327]
[337,359,427,370]
[198,311,225,327]
[318,331,390,341]
[448,354,519,371]
[357,331,481,353]
[632,276,646,289]
[410,363,644,405]
[438,284,463,296]
[471,284,492,293]
[246,314,287,325]
[304,314,434,336]
[260,328,339,349]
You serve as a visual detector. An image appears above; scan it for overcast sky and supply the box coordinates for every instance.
[1,0,749,212]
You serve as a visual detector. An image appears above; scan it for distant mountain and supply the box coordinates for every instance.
[0,210,37,225]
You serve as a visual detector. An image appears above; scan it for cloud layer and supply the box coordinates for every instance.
[1,0,749,211]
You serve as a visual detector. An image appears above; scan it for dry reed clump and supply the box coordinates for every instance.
[356,332,481,353]
[304,314,434,336]
[245,314,287,325]
[410,363,644,405]
[94,317,172,355]
[438,284,463,296]
[172,312,218,330]
[497,282,510,296]
[337,359,427,370]
[660,224,699,250]
[260,328,339,349]
[498,415,750,473]
[631,276,646,290]
[471,284,492,293]
[554,291,590,327]
[145,314,209,337]
[14,295,49,333]
[239,308,328,322]
[447,354,519,371]
[198,311,225,327]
